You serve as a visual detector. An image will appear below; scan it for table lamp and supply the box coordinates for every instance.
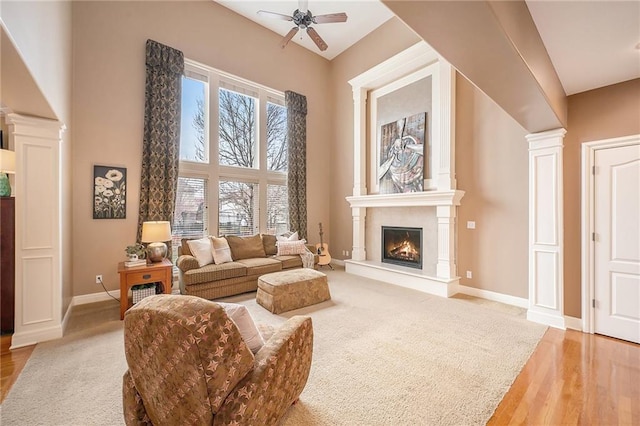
[0,149,16,197]
[141,221,172,262]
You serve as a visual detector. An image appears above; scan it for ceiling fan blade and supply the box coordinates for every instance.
[312,12,348,24]
[299,0,308,14]
[281,27,299,49]
[257,10,293,21]
[306,27,328,51]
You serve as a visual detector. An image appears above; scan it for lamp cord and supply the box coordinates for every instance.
[98,277,120,303]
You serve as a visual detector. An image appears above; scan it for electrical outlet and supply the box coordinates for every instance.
[467,221,476,229]
[95,274,103,284]
[466,271,472,279]
[346,250,349,257]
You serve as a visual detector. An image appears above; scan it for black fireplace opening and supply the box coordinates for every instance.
[381,226,422,269]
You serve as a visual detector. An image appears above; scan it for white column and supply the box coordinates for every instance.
[436,205,457,279]
[351,207,367,261]
[352,87,367,197]
[527,128,566,329]
[7,113,65,348]
[435,62,457,191]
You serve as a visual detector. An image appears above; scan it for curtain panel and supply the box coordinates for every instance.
[285,91,308,240]
[137,40,184,244]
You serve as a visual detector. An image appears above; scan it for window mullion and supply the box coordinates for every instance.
[259,90,269,233]
[209,72,220,236]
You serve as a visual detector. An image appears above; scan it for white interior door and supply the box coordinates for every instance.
[594,143,640,343]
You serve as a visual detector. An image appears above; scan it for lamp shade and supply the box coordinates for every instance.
[141,221,172,243]
[0,149,16,174]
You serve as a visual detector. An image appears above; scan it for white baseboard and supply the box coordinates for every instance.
[72,290,120,306]
[11,325,64,349]
[527,309,566,329]
[564,316,583,331]
[331,259,345,267]
[457,285,529,309]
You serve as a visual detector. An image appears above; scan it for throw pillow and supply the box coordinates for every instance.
[217,302,265,354]
[261,234,278,256]
[226,234,267,260]
[180,238,194,256]
[276,231,299,242]
[276,239,308,256]
[210,236,233,264]
[186,237,214,267]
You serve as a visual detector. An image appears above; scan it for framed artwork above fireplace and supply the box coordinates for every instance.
[369,64,435,194]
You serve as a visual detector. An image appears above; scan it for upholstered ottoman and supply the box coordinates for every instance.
[257,269,330,314]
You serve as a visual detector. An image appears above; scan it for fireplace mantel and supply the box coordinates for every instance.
[346,190,464,209]
[345,42,463,298]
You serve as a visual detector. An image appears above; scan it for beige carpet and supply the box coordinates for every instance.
[0,267,546,425]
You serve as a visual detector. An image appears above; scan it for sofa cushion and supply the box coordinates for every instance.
[211,236,233,264]
[187,237,214,267]
[180,238,194,256]
[181,262,248,286]
[261,234,278,256]
[227,234,266,260]
[235,257,282,276]
[273,255,303,269]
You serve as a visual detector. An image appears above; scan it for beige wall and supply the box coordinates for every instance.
[563,78,640,317]
[1,1,74,314]
[456,75,529,298]
[71,1,331,297]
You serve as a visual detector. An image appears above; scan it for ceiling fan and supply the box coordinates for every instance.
[257,0,348,52]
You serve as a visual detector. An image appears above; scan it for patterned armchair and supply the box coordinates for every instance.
[122,294,313,425]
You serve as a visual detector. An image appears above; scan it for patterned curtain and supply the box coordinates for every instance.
[137,40,184,243]
[285,91,308,240]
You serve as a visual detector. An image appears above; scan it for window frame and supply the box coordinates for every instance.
[178,60,288,238]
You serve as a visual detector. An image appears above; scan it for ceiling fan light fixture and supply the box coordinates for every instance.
[258,1,348,52]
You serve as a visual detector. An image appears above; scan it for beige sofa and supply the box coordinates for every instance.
[177,234,318,300]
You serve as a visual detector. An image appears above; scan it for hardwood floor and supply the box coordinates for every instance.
[1,327,638,424]
[0,334,36,403]
[489,328,640,425]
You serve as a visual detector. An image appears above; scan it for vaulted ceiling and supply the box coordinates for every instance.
[216,0,640,97]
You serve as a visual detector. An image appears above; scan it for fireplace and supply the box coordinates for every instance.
[381,226,422,269]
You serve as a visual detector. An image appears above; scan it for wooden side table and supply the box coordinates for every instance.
[118,258,173,320]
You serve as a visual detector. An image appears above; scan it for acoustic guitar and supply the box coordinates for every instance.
[316,223,333,268]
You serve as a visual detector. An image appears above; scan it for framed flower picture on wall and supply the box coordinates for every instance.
[93,165,126,219]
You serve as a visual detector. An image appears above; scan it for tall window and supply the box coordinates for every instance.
[173,61,288,256]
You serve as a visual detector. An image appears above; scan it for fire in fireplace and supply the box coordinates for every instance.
[381,226,422,269]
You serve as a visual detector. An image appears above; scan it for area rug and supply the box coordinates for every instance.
[0,268,546,425]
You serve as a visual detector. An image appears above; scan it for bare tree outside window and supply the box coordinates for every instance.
[219,181,258,236]
[180,76,208,163]
[267,102,288,172]
[193,97,206,162]
[219,89,256,168]
[267,184,289,234]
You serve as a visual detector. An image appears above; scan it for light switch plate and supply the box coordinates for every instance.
[467,221,476,229]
